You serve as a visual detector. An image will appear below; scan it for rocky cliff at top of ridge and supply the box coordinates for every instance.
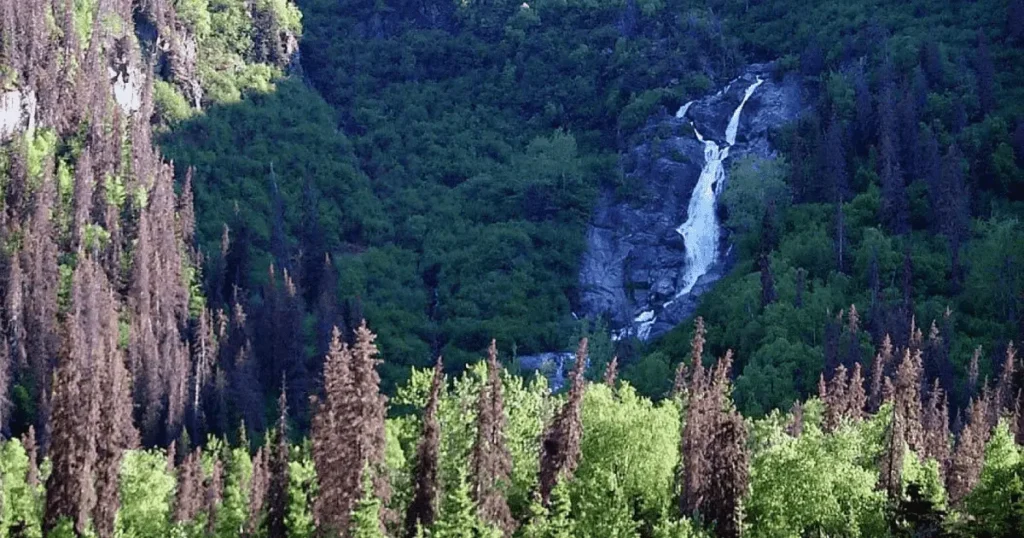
[578,63,810,340]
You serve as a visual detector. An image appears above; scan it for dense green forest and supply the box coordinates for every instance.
[157,0,1024,418]
[2,0,1024,535]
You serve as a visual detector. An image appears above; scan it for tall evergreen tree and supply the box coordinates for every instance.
[893,349,925,454]
[312,327,355,535]
[880,405,906,500]
[538,338,587,504]
[351,321,391,519]
[43,349,89,534]
[922,380,951,475]
[266,384,290,538]
[759,253,776,309]
[679,319,710,516]
[471,340,514,535]
[603,356,619,387]
[947,394,991,505]
[870,335,895,412]
[406,356,444,536]
[174,447,204,525]
[706,411,748,538]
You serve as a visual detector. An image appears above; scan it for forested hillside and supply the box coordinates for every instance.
[1,0,1024,536]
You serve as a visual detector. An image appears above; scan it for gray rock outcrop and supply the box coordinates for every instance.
[578,63,808,340]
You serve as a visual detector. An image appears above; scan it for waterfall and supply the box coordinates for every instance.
[673,77,762,296]
[727,78,764,145]
[675,100,694,119]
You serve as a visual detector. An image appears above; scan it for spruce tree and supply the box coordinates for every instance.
[174,448,204,524]
[471,340,514,535]
[351,321,391,522]
[869,335,894,412]
[206,458,225,534]
[538,338,587,504]
[88,258,137,538]
[312,327,355,535]
[993,343,1017,418]
[947,395,991,505]
[706,411,748,538]
[43,355,88,534]
[248,446,269,536]
[602,356,619,388]
[759,253,776,308]
[847,363,867,420]
[893,349,925,454]
[679,319,711,517]
[406,357,444,536]
[922,381,951,475]
[266,386,291,538]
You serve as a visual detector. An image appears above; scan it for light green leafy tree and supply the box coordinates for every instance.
[0,439,42,537]
[961,422,1024,537]
[571,468,639,538]
[118,450,176,538]
[520,481,573,538]
[215,443,254,538]
[393,360,552,515]
[745,405,888,537]
[573,383,679,524]
[286,445,317,538]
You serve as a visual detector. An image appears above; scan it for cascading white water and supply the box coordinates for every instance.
[726,78,763,145]
[675,100,694,119]
[672,78,762,295]
[614,77,764,341]
[673,77,763,296]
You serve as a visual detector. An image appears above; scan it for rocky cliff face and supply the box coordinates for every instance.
[579,63,808,340]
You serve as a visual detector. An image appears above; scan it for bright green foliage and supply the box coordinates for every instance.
[543,480,574,538]
[256,0,302,33]
[215,444,253,538]
[173,0,212,36]
[621,351,674,398]
[349,471,386,538]
[961,422,1024,537]
[431,468,502,538]
[0,439,42,538]
[901,453,948,510]
[574,383,679,522]
[25,130,57,187]
[47,518,95,538]
[520,481,574,538]
[745,409,888,537]
[153,80,195,126]
[286,446,317,538]
[650,518,708,538]
[571,468,639,538]
[117,450,176,538]
[393,360,553,515]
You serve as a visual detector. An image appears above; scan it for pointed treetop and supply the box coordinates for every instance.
[603,356,619,388]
